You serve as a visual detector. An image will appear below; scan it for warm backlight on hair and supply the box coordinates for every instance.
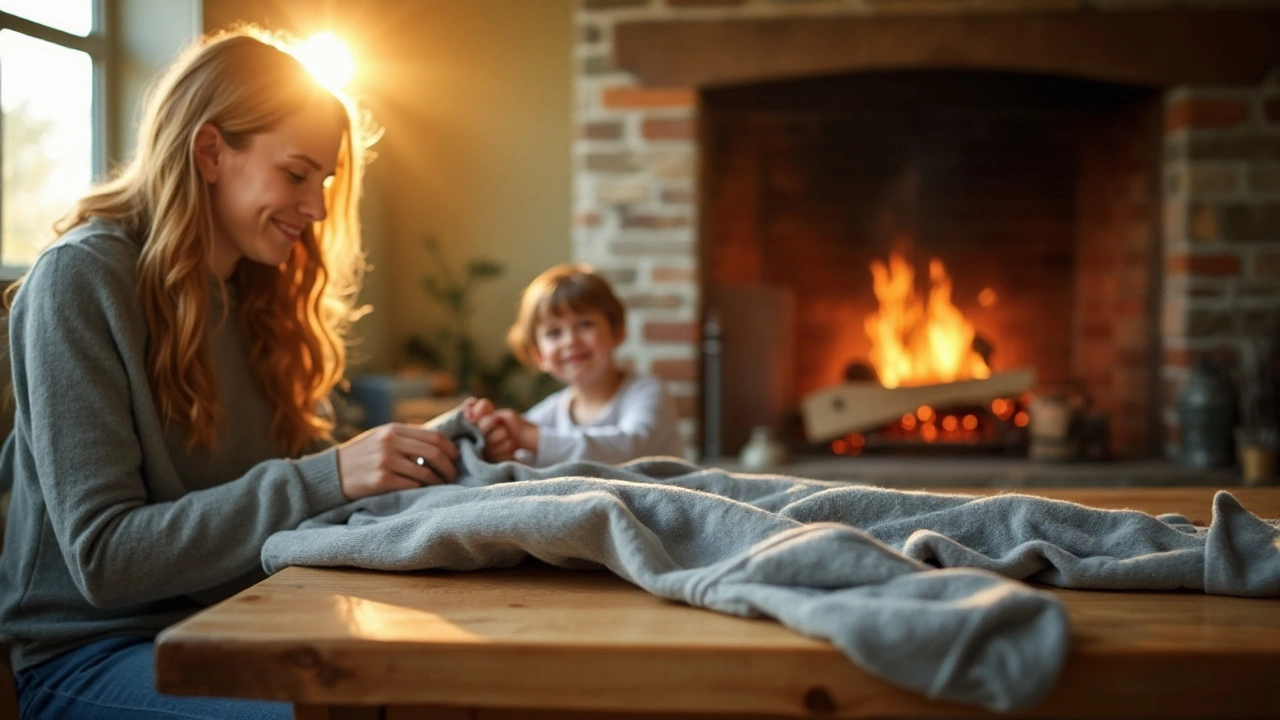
[296,32,355,91]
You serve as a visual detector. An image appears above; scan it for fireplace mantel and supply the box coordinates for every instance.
[614,9,1280,89]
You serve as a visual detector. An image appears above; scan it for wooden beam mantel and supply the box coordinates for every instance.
[613,9,1280,90]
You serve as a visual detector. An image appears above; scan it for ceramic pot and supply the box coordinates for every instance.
[739,426,788,472]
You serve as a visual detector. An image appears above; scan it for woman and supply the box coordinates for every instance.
[0,25,457,720]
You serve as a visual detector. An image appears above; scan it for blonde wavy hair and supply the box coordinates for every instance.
[6,25,377,455]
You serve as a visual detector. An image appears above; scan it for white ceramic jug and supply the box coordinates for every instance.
[739,426,788,471]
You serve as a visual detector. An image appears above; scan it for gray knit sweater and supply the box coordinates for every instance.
[0,219,348,672]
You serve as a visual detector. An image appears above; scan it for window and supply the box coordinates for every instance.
[0,0,103,277]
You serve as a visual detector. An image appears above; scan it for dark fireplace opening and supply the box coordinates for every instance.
[700,69,1164,461]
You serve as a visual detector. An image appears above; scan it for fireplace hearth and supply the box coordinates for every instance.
[704,69,1161,459]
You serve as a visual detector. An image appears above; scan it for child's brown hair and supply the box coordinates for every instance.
[507,264,626,370]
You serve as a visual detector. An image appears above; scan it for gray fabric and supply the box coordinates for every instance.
[0,220,347,673]
[263,411,1280,713]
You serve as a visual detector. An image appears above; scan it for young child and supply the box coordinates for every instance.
[467,264,684,466]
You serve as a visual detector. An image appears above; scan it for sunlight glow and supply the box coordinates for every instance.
[331,594,482,641]
[296,32,355,92]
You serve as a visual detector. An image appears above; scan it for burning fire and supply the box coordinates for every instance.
[864,253,991,388]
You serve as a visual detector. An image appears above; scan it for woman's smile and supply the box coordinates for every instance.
[271,218,305,242]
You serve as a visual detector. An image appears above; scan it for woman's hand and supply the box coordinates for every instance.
[335,423,460,500]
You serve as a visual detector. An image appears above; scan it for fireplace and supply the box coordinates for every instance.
[573,3,1280,468]
[702,70,1162,459]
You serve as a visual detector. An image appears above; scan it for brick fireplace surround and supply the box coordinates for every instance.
[572,0,1280,462]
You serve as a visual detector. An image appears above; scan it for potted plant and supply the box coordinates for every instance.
[403,235,558,410]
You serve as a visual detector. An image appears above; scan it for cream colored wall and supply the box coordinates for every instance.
[112,0,203,161]
[203,0,573,373]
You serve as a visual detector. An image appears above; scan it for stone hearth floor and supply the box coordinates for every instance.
[704,456,1250,489]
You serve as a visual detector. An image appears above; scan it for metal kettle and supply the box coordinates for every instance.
[1177,357,1235,468]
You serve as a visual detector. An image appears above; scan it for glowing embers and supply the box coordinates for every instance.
[829,395,1030,456]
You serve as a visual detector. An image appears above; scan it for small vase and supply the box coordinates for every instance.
[1235,427,1279,486]
[740,426,788,472]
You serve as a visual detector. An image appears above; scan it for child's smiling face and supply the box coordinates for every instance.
[532,307,624,391]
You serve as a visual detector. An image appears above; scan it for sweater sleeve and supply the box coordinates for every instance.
[9,245,348,609]
[533,376,683,466]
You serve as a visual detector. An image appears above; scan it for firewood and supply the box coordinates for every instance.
[800,368,1037,442]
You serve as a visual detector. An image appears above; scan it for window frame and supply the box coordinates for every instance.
[0,0,110,280]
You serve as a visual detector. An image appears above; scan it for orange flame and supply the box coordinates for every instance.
[864,253,990,388]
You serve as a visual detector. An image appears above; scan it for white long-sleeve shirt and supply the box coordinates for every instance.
[519,374,684,467]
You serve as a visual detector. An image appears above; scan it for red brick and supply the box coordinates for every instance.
[574,212,602,227]
[644,321,698,343]
[1165,98,1249,132]
[1077,252,1115,273]
[621,214,690,229]
[603,86,696,109]
[1188,284,1225,300]
[1114,299,1148,317]
[1083,321,1112,341]
[642,117,695,140]
[1256,253,1280,277]
[1080,299,1107,316]
[661,188,695,204]
[583,0,648,8]
[1077,343,1116,369]
[580,120,623,140]
[585,152,639,173]
[1165,254,1240,277]
[652,359,697,383]
[1119,250,1148,269]
[1085,375,1115,393]
[652,267,696,283]
[1117,349,1151,367]
[620,292,685,309]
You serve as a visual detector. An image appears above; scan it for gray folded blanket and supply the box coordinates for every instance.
[262,411,1280,713]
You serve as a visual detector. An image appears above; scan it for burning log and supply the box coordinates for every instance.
[800,368,1036,442]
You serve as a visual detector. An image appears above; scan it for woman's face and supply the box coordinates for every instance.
[198,107,343,280]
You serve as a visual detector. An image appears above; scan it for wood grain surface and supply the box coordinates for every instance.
[157,486,1280,719]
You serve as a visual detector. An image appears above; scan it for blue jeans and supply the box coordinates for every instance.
[16,636,292,720]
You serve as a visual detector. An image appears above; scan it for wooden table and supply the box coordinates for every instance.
[155,487,1280,720]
